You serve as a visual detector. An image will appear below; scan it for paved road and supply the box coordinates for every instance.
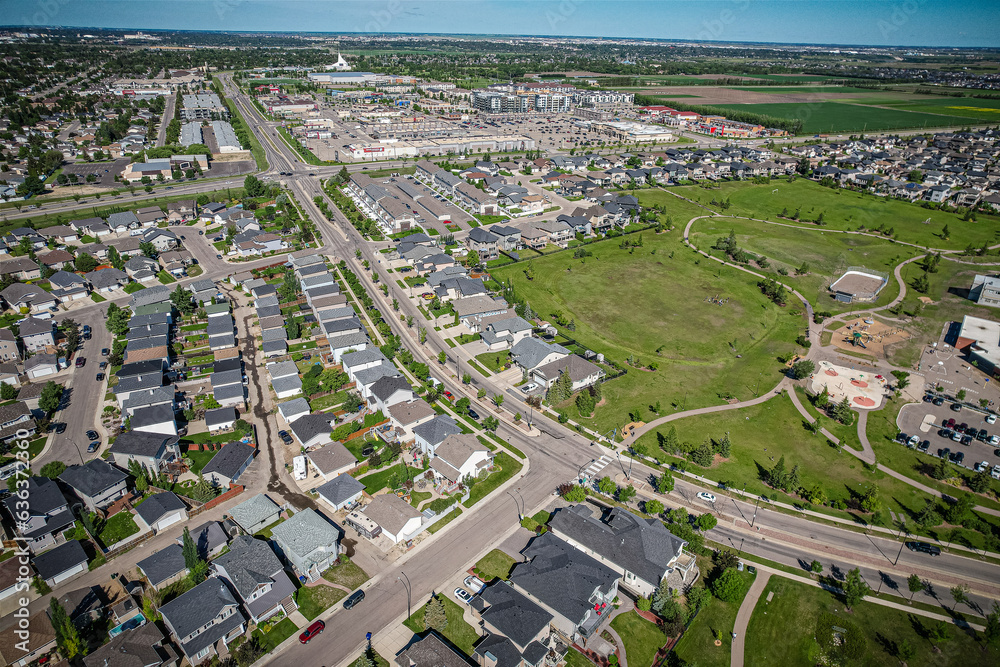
[156,91,176,148]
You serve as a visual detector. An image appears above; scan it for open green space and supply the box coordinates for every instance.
[610,611,668,667]
[704,101,975,134]
[403,595,479,655]
[689,215,911,313]
[731,86,890,94]
[464,452,523,507]
[295,584,346,621]
[251,617,297,652]
[475,351,511,373]
[322,558,370,591]
[472,549,516,582]
[493,225,800,434]
[632,391,998,537]
[673,178,1000,251]
[427,506,462,534]
[876,96,1000,121]
[672,557,755,667]
[745,576,990,667]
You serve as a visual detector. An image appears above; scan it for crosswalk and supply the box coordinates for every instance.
[579,455,612,483]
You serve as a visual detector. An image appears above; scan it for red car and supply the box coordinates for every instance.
[299,620,325,644]
[443,390,454,400]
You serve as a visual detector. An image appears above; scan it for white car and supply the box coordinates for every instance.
[453,587,472,605]
[907,435,919,447]
[697,491,717,503]
[993,465,1000,480]
[464,575,485,594]
[520,383,538,393]
[989,435,1000,446]
[975,460,990,472]
[987,414,997,425]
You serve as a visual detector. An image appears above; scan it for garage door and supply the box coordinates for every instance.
[50,562,86,586]
[156,512,184,531]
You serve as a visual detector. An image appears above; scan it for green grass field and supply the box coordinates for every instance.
[745,576,991,667]
[673,178,1000,251]
[731,86,885,94]
[295,584,346,621]
[689,215,913,313]
[672,563,755,667]
[403,595,479,655]
[492,226,800,433]
[705,101,975,133]
[877,96,1000,121]
[610,612,668,667]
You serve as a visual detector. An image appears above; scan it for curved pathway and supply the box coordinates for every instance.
[730,572,771,667]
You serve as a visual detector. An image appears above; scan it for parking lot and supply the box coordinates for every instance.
[897,398,1000,477]
[63,157,131,187]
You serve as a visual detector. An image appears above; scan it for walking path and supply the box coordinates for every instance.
[730,572,771,667]
[603,596,636,667]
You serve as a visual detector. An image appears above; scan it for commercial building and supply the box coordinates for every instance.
[181,93,228,120]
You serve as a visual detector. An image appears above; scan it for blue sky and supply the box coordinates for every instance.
[2,1,997,48]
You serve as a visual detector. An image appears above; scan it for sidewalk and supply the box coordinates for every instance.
[730,572,770,667]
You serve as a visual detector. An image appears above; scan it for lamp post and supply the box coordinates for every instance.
[397,573,412,620]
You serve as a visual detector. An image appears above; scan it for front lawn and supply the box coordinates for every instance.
[671,567,753,667]
[402,595,479,655]
[476,352,510,373]
[98,512,140,546]
[295,584,346,621]
[321,558,370,591]
[472,549,516,582]
[123,283,145,294]
[610,611,668,667]
[356,464,424,494]
[157,271,177,284]
[464,452,522,507]
[251,617,297,652]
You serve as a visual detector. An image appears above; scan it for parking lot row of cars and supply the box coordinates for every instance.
[898,399,1000,478]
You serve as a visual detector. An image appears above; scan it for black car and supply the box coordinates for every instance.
[978,428,988,441]
[895,432,909,444]
[53,423,66,434]
[87,442,99,453]
[923,394,933,402]
[918,440,930,452]
[86,430,99,441]
[938,447,951,459]
[933,396,945,406]
[96,373,104,382]
[906,541,941,556]
[960,435,973,446]
[99,361,107,370]
[278,430,293,445]
[83,331,92,340]
[938,428,952,438]
[467,408,480,421]
[343,590,365,610]
[953,451,966,465]
[101,348,110,356]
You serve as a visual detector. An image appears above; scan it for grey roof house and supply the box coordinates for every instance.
[31,539,88,587]
[228,494,282,535]
[212,535,298,623]
[158,577,247,666]
[269,508,341,582]
[202,441,255,488]
[58,459,129,512]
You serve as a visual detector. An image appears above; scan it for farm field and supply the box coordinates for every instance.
[876,96,1000,121]
[688,215,913,313]
[492,223,801,434]
[705,101,975,133]
[745,576,989,667]
[729,86,887,94]
[672,179,1000,250]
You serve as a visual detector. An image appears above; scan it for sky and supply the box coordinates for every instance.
[1,0,998,48]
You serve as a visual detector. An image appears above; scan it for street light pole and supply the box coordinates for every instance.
[397,573,412,620]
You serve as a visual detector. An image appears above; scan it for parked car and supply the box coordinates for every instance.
[520,383,538,393]
[951,431,963,442]
[938,429,952,439]
[932,396,945,406]
[918,440,930,452]
[906,435,919,448]
[990,435,1000,446]
[951,403,963,412]
[443,390,453,401]
[53,423,66,434]
[101,348,110,356]
[87,442,99,453]
[697,491,716,503]
[299,620,325,644]
[279,430,293,445]
[945,418,955,428]
[938,447,951,459]
[464,575,485,594]
[906,541,941,556]
[343,590,365,610]
[987,414,997,425]
[961,435,973,446]
[950,451,965,465]
[992,465,1000,480]
[467,408,480,421]
[83,331,91,340]
[96,373,104,382]
[75,357,86,368]
[98,361,107,369]
[453,587,473,604]
[975,461,990,472]
[86,430,99,440]
[977,429,988,441]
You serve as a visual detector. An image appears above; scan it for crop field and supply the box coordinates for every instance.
[492,225,800,433]
[673,179,1000,250]
[731,86,886,94]
[875,96,1000,121]
[704,101,975,133]
[688,216,913,312]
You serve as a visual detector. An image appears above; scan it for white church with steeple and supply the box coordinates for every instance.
[329,52,351,71]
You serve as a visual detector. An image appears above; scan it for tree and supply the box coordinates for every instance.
[244,174,265,198]
[50,598,85,659]
[842,567,869,610]
[790,359,815,379]
[941,224,950,240]
[696,513,717,531]
[424,595,448,631]
[62,319,80,357]
[170,285,194,314]
[645,499,664,515]
[927,621,951,647]
[985,601,1000,648]
[74,252,98,273]
[286,318,300,340]
[657,472,675,494]
[437,351,446,365]
[493,393,504,409]
[563,485,586,502]
[139,241,158,259]
[598,476,616,496]
[619,485,636,503]
[418,327,427,344]
[949,584,969,611]
[810,560,822,573]
[482,416,499,432]
[0,383,17,400]
[128,459,149,493]
[106,302,130,335]
[455,397,470,414]
[39,381,63,414]
[896,638,915,664]
[907,574,925,601]
[467,249,480,268]
[354,654,375,667]
[860,485,881,514]
[710,568,745,603]
[830,397,853,424]
[39,461,66,479]
[890,370,910,390]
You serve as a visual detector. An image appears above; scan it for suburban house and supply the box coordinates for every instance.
[47,271,90,300]
[213,535,298,624]
[509,532,619,643]
[228,494,282,535]
[549,505,698,598]
[86,267,129,293]
[137,544,189,590]
[58,459,130,512]
[0,611,56,667]
[0,401,34,442]
[472,582,554,667]
[202,441,256,489]
[396,632,476,667]
[288,413,336,449]
[359,493,422,544]
[429,433,494,486]
[413,414,463,457]
[0,257,41,281]
[316,474,366,512]
[387,399,437,443]
[369,375,414,412]
[1,283,56,313]
[0,329,18,362]
[269,508,341,582]
[134,491,189,534]
[466,227,500,261]
[107,431,180,476]
[131,403,178,436]
[2,476,73,552]
[206,406,238,433]
[83,622,179,667]
[305,441,359,486]
[18,316,55,351]
[532,355,604,392]
[159,577,247,666]
[31,539,89,587]
[185,521,231,560]
[277,397,310,426]
[511,338,570,373]
[481,316,533,351]
[454,296,511,331]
